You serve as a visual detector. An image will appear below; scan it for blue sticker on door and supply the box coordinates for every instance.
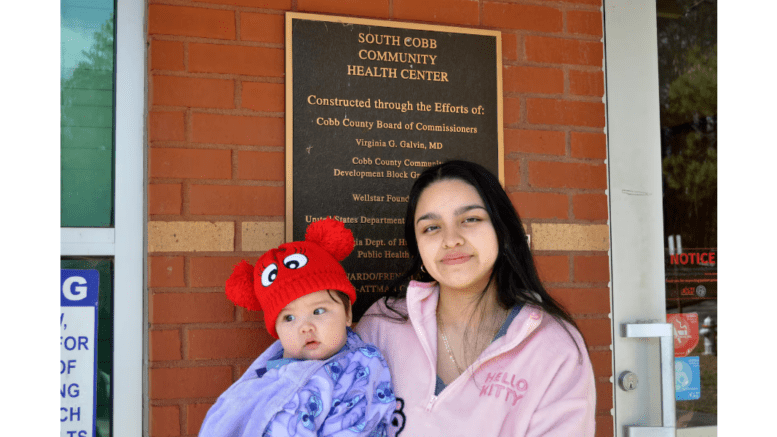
[675,356,701,401]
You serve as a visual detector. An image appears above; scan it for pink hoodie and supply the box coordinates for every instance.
[355,281,596,437]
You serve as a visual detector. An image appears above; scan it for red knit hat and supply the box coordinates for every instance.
[225,218,357,338]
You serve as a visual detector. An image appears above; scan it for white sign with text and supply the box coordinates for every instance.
[61,270,99,437]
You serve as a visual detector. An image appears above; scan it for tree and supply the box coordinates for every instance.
[657,1,717,249]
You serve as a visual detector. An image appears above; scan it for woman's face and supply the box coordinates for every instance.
[413,179,499,294]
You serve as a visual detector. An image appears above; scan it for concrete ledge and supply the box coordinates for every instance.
[531,223,610,251]
[148,221,234,252]
[242,221,284,252]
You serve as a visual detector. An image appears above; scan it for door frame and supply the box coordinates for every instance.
[113,0,146,435]
[603,1,715,435]
[604,0,668,424]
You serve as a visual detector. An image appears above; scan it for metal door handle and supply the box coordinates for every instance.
[622,323,676,437]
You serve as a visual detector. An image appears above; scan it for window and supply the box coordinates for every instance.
[61,0,116,228]
[60,1,144,436]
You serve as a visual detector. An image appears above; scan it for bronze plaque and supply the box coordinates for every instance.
[286,12,503,319]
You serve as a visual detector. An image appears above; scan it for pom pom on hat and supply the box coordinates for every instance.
[225,260,261,311]
[305,218,355,262]
[224,218,356,338]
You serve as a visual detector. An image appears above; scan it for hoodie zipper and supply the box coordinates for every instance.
[425,395,438,411]
[410,318,442,413]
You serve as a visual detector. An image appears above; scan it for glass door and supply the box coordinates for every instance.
[657,0,717,432]
[604,0,717,436]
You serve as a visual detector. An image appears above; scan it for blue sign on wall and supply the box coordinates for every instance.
[61,269,100,437]
[675,356,701,401]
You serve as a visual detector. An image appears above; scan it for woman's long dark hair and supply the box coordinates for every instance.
[383,160,582,341]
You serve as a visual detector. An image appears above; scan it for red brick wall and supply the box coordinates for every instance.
[146,1,612,436]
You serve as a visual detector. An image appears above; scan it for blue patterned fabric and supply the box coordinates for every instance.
[198,329,396,437]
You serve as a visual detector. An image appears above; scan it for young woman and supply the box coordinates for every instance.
[355,160,596,436]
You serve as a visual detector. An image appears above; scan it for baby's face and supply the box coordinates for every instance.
[276,290,352,360]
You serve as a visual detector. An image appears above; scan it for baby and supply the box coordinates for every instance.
[198,218,397,437]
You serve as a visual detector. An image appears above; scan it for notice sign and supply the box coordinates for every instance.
[287,13,503,318]
[668,313,699,357]
[61,269,99,437]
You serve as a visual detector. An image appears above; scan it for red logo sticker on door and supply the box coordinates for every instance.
[667,313,699,357]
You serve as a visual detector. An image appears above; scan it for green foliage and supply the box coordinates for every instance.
[666,45,717,126]
[663,130,716,215]
[661,42,717,223]
[656,0,717,111]
[658,3,717,247]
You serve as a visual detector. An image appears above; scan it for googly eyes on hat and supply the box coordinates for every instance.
[283,253,308,269]
[261,264,278,287]
[259,253,310,287]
